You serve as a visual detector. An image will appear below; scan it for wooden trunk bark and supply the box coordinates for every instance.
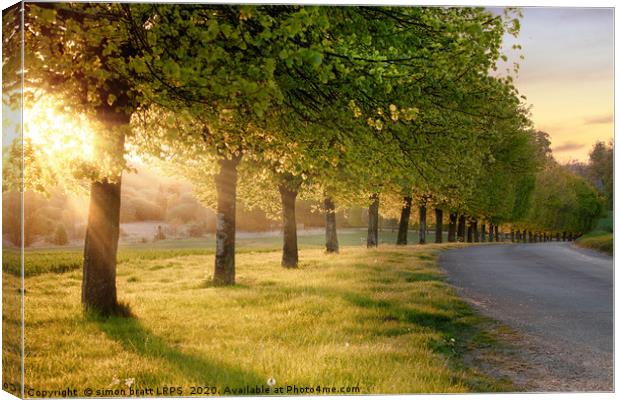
[324,196,339,253]
[511,229,515,242]
[481,223,486,242]
[494,225,500,242]
[457,215,466,242]
[213,157,239,286]
[367,194,379,247]
[396,196,412,245]
[489,224,494,242]
[466,222,473,243]
[82,178,122,314]
[82,116,127,315]
[473,220,479,242]
[419,205,427,244]
[434,208,443,243]
[279,183,299,268]
[448,213,457,242]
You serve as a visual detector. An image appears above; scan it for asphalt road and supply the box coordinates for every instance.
[440,242,613,391]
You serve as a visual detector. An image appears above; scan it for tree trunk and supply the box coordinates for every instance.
[324,196,339,253]
[556,232,560,242]
[213,157,239,286]
[473,220,479,242]
[466,221,473,243]
[82,178,122,314]
[481,223,486,242]
[511,229,515,242]
[448,213,457,242]
[434,208,443,243]
[528,230,533,243]
[367,193,379,247]
[419,205,427,244]
[82,119,126,315]
[279,183,298,268]
[489,224,494,242]
[562,231,566,241]
[396,196,412,245]
[495,225,500,242]
[457,215,466,242]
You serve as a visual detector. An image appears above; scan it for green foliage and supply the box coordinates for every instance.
[588,141,613,209]
[521,163,604,233]
[13,3,603,252]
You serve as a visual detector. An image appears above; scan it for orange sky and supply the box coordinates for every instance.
[498,7,614,163]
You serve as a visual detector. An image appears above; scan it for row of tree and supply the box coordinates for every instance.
[2,4,603,316]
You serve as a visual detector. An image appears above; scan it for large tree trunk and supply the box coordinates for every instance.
[457,215,466,242]
[511,229,515,242]
[434,208,443,243]
[396,196,412,245]
[481,223,486,242]
[367,193,379,247]
[466,221,473,243]
[473,219,479,242]
[324,196,339,253]
[494,225,500,242]
[448,213,457,242]
[213,157,239,286]
[419,205,427,244]
[279,182,299,268]
[489,224,494,242]
[82,178,122,315]
[82,116,126,315]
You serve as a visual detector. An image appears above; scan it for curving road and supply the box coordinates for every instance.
[440,242,613,391]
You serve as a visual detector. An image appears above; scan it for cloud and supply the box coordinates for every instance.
[553,141,586,152]
[584,114,613,125]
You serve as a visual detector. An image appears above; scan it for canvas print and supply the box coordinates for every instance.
[1,2,613,398]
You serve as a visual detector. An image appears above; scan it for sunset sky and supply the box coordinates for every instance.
[497,7,614,163]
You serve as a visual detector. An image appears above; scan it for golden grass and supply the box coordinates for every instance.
[6,243,512,396]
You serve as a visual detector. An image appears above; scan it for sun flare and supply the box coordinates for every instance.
[24,95,96,164]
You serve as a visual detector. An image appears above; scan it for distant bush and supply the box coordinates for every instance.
[52,225,69,246]
[154,225,166,241]
[167,203,208,223]
[187,222,208,238]
[595,211,613,233]
[576,231,613,255]
[133,198,166,221]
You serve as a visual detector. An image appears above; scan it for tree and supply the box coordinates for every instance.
[588,141,613,209]
[19,3,153,315]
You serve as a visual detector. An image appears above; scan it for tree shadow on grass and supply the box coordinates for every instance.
[338,290,508,392]
[94,315,264,386]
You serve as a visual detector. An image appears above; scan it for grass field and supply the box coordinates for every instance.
[5,229,447,277]
[3,234,513,397]
[575,211,613,255]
